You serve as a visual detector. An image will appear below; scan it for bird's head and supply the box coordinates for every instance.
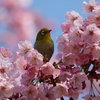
[36,28,52,41]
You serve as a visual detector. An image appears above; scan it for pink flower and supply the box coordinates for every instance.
[0,58,20,80]
[0,47,12,59]
[27,65,38,78]
[93,10,100,26]
[78,53,92,64]
[56,34,69,43]
[17,40,33,57]
[65,11,84,26]
[83,24,100,44]
[72,72,88,88]
[38,86,56,100]
[68,88,82,99]
[68,27,83,43]
[56,52,63,61]
[83,45,92,54]
[83,0,100,14]
[40,62,55,75]
[62,53,78,66]
[43,87,56,100]
[0,80,14,98]
[57,34,71,54]
[69,42,80,54]
[61,22,70,34]
[20,72,33,86]
[13,85,25,94]
[92,44,100,58]
[53,83,68,98]
[59,71,72,82]
[83,15,94,29]
[59,65,72,81]
[16,0,33,8]
[26,49,43,66]
[21,85,38,100]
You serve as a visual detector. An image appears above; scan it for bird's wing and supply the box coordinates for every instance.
[34,40,54,61]
[34,41,46,55]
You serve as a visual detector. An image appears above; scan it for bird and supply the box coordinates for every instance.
[34,28,54,62]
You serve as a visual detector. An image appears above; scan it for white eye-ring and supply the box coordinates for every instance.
[41,31,45,35]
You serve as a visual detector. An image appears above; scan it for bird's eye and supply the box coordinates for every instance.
[41,31,45,35]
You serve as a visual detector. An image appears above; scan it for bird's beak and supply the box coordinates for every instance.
[48,29,52,32]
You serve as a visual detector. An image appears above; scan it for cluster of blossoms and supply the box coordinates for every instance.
[56,0,100,99]
[1,0,100,100]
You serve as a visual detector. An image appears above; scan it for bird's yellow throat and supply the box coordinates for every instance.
[42,33,52,42]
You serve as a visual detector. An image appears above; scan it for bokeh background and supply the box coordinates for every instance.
[0,0,100,100]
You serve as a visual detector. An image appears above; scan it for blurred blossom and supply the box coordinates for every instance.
[0,47,12,59]
[0,0,55,50]
[16,0,34,8]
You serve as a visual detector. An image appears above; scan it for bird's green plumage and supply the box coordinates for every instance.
[34,28,54,61]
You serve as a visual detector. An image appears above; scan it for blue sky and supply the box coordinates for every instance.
[33,0,100,52]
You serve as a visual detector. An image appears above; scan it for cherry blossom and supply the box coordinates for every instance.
[0,80,14,98]
[40,62,55,75]
[17,40,33,57]
[83,0,100,14]
[53,83,68,98]
[72,72,88,89]
[20,72,33,86]
[26,49,43,66]
[0,58,20,80]
[38,86,56,100]
[67,88,82,99]
[21,85,38,100]
[83,24,100,44]
[65,11,84,26]
[62,53,78,66]
[68,27,84,43]
[61,22,71,34]
[0,47,12,59]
